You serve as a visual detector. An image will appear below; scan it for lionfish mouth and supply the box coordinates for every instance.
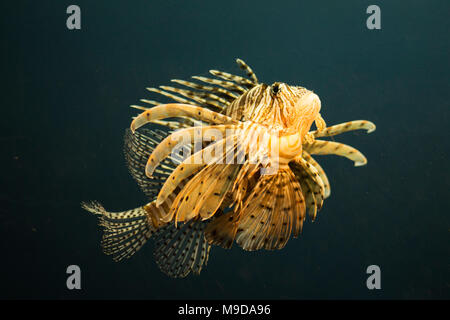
[83,58,376,278]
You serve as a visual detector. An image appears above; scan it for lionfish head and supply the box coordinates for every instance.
[238,82,320,136]
[289,87,321,137]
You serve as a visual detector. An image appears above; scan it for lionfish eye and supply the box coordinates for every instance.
[271,83,280,95]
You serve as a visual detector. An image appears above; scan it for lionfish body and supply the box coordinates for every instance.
[82,59,376,278]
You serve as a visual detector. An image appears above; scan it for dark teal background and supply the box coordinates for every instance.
[1,0,449,299]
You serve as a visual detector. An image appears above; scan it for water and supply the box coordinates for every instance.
[1,0,449,299]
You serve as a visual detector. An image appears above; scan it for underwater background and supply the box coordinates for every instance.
[1,0,449,299]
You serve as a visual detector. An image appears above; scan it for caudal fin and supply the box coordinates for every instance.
[81,201,156,262]
[82,200,212,278]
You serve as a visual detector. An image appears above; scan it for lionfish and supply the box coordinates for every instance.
[82,58,375,278]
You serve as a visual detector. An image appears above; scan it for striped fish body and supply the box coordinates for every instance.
[82,59,376,277]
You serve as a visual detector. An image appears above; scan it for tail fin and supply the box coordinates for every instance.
[82,201,212,278]
[81,201,156,262]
